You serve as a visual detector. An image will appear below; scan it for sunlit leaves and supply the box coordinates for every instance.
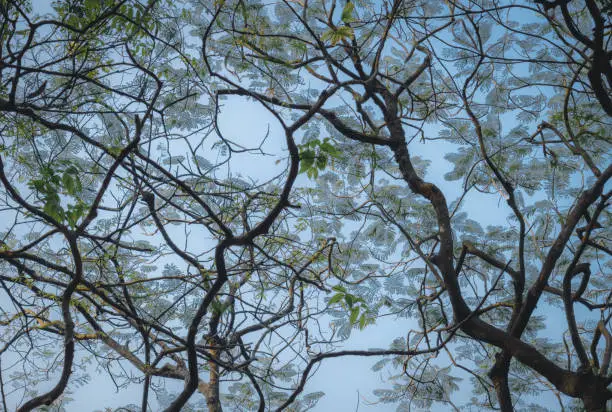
[321,26,354,46]
[341,2,355,23]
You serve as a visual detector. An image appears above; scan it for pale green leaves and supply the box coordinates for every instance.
[320,2,355,45]
[321,26,354,46]
[341,2,355,23]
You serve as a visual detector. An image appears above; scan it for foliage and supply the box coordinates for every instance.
[0,0,610,411]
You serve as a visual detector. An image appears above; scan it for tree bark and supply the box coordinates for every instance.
[203,349,223,412]
[489,354,513,412]
[578,372,611,412]
[582,395,607,412]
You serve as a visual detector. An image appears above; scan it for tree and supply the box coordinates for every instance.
[0,0,610,411]
[0,1,326,411]
[202,0,611,410]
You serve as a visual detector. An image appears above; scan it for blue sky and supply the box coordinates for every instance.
[1,1,601,411]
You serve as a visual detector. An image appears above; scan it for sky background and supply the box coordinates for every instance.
[1,80,568,412]
[63,93,564,412]
[0,2,589,411]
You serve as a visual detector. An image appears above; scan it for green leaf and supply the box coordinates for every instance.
[66,201,87,228]
[62,167,82,195]
[210,300,227,315]
[43,193,65,222]
[321,26,354,46]
[28,179,45,192]
[62,172,75,195]
[299,149,316,173]
[341,2,355,23]
[328,293,344,305]
[84,0,99,14]
[358,314,367,329]
[349,306,360,324]
[320,141,341,158]
[316,154,327,170]
[344,294,354,308]
[108,146,122,156]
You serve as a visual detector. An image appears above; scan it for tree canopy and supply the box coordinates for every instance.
[0,0,610,411]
